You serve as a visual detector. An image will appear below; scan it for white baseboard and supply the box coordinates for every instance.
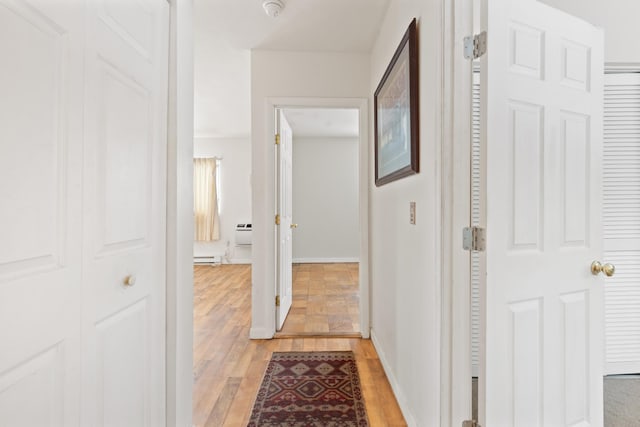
[292,257,359,264]
[249,327,274,339]
[228,258,252,265]
[371,330,418,427]
[193,255,223,265]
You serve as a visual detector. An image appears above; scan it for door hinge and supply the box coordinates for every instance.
[275,214,281,225]
[463,226,486,251]
[275,295,280,306]
[463,420,481,427]
[275,133,280,145]
[464,31,487,59]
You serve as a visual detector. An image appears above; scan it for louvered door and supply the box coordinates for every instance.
[604,72,640,375]
[471,70,480,377]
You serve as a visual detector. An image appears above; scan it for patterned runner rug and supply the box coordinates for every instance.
[248,351,370,426]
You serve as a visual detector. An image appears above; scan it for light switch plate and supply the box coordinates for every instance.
[410,202,416,225]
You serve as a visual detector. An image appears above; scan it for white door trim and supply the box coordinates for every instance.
[255,97,370,339]
[441,0,474,425]
[165,0,194,425]
[605,63,640,73]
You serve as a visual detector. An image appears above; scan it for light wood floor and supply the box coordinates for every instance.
[193,264,407,426]
[278,263,360,335]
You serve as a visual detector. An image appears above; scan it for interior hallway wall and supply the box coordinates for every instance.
[193,137,252,263]
[368,1,444,425]
[292,137,359,263]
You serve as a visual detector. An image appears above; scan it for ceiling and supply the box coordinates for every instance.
[193,0,389,138]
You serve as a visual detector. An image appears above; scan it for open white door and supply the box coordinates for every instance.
[276,110,294,330]
[480,0,604,425]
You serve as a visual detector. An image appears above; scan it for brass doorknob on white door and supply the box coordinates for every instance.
[290,223,298,229]
[591,261,615,277]
[123,275,137,286]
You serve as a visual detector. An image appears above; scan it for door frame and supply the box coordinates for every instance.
[605,63,640,73]
[441,0,476,425]
[166,0,194,425]
[265,97,370,338]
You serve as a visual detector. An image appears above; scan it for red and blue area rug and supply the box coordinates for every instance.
[248,351,370,426]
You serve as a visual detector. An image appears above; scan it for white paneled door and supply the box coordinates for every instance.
[81,1,168,425]
[276,110,293,330]
[0,2,84,424]
[480,0,604,425]
[0,1,169,426]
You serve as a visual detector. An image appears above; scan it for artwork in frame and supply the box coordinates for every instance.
[374,18,419,186]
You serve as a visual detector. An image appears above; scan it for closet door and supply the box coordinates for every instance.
[0,2,84,425]
[604,72,640,375]
[81,0,169,425]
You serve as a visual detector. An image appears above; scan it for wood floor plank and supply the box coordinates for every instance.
[192,264,406,426]
[203,377,242,427]
[279,263,360,335]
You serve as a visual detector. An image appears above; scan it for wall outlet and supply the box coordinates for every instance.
[410,202,416,225]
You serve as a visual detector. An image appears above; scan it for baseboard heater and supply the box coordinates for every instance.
[193,255,222,265]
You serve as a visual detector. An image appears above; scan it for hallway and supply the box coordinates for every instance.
[192,264,407,426]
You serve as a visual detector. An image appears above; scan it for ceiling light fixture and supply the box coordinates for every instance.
[262,0,285,18]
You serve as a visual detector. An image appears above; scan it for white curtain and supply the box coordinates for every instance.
[193,158,220,241]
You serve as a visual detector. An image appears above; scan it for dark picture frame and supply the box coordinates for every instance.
[374,18,419,186]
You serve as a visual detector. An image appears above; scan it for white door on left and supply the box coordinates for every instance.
[0,1,84,424]
[81,1,169,425]
[0,1,169,426]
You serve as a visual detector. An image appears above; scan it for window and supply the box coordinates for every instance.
[193,157,221,241]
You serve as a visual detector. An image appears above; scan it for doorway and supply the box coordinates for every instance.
[269,99,370,338]
[277,107,360,336]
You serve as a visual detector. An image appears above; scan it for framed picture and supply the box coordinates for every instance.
[374,18,419,186]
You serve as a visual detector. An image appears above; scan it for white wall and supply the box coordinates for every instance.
[539,0,640,63]
[193,1,251,137]
[193,137,252,263]
[250,50,369,339]
[369,2,443,426]
[292,137,359,263]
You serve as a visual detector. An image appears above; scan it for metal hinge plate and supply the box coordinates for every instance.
[275,295,280,306]
[275,214,280,225]
[275,134,280,145]
[463,226,486,251]
[464,31,487,59]
[463,420,481,427]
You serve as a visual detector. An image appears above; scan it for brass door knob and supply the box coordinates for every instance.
[591,261,615,277]
[290,223,298,229]
[123,275,137,286]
